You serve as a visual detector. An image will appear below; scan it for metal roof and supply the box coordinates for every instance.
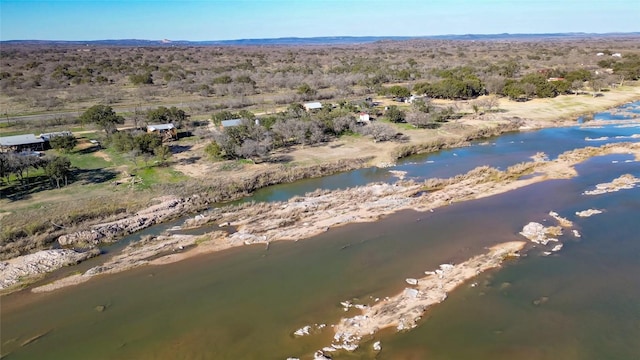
[147,123,175,131]
[0,134,45,147]
[39,131,73,141]
[304,102,323,110]
[221,119,243,127]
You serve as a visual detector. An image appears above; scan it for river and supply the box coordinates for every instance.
[1,102,639,359]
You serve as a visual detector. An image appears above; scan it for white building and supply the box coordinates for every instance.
[303,102,323,111]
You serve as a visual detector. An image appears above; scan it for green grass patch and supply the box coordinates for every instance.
[134,165,188,189]
[378,118,417,131]
[65,151,112,170]
[394,122,419,131]
[101,148,131,167]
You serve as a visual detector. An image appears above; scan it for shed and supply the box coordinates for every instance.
[0,134,45,153]
[147,123,177,141]
[303,102,323,112]
[357,113,371,123]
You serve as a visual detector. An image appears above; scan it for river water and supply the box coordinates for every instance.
[2,102,639,359]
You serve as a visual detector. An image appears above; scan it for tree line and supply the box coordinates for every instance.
[0,153,71,189]
[390,67,597,101]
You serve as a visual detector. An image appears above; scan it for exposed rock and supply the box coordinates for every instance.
[373,341,382,351]
[57,196,189,247]
[583,174,640,195]
[294,326,311,337]
[439,263,455,271]
[531,152,549,162]
[340,301,353,311]
[576,209,603,217]
[548,211,573,227]
[519,222,560,245]
[323,242,526,353]
[0,249,99,290]
[313,350,332,359]
[28,143,640,293]
[389,170,407,180]
[403,288,419,298]
[293,324,326,337]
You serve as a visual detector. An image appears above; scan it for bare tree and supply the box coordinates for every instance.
[571,80,584,95]
[406,110,438,128]
[237,139,268,160]
[356,123,397,142]
[483,75,506,95]
[332,115,357,135]
[484,95,499,111]
[590,77,606,93]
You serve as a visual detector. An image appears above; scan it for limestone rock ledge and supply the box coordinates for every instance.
[0,248,99,290]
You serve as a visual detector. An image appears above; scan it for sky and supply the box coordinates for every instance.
[1,0,638,41]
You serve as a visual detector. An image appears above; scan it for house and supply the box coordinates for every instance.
[220,119,244,129]
[147,123,177,141]
[357,113,371,123]
[0,134,45,153]
[612,53,622,58]
[596,52,605,56]
[303,102,323,112]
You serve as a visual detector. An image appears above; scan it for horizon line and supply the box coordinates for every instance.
[2,31,640,43]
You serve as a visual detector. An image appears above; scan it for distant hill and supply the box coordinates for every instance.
[2,33,639,47]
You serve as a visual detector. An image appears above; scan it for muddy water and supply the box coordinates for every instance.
[372,157,640,360]
[1,194,541,360]
[2,103,639,359]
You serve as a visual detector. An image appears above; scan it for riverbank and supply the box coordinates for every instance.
[1,90,639,293]
[22,141,640,294]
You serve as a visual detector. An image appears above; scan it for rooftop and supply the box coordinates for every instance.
[221,119,243,127]
[303,102,323,110]
[0,134,45,147]
[147,123,175,131]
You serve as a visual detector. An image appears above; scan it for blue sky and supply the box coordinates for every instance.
[1,0,638,41]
